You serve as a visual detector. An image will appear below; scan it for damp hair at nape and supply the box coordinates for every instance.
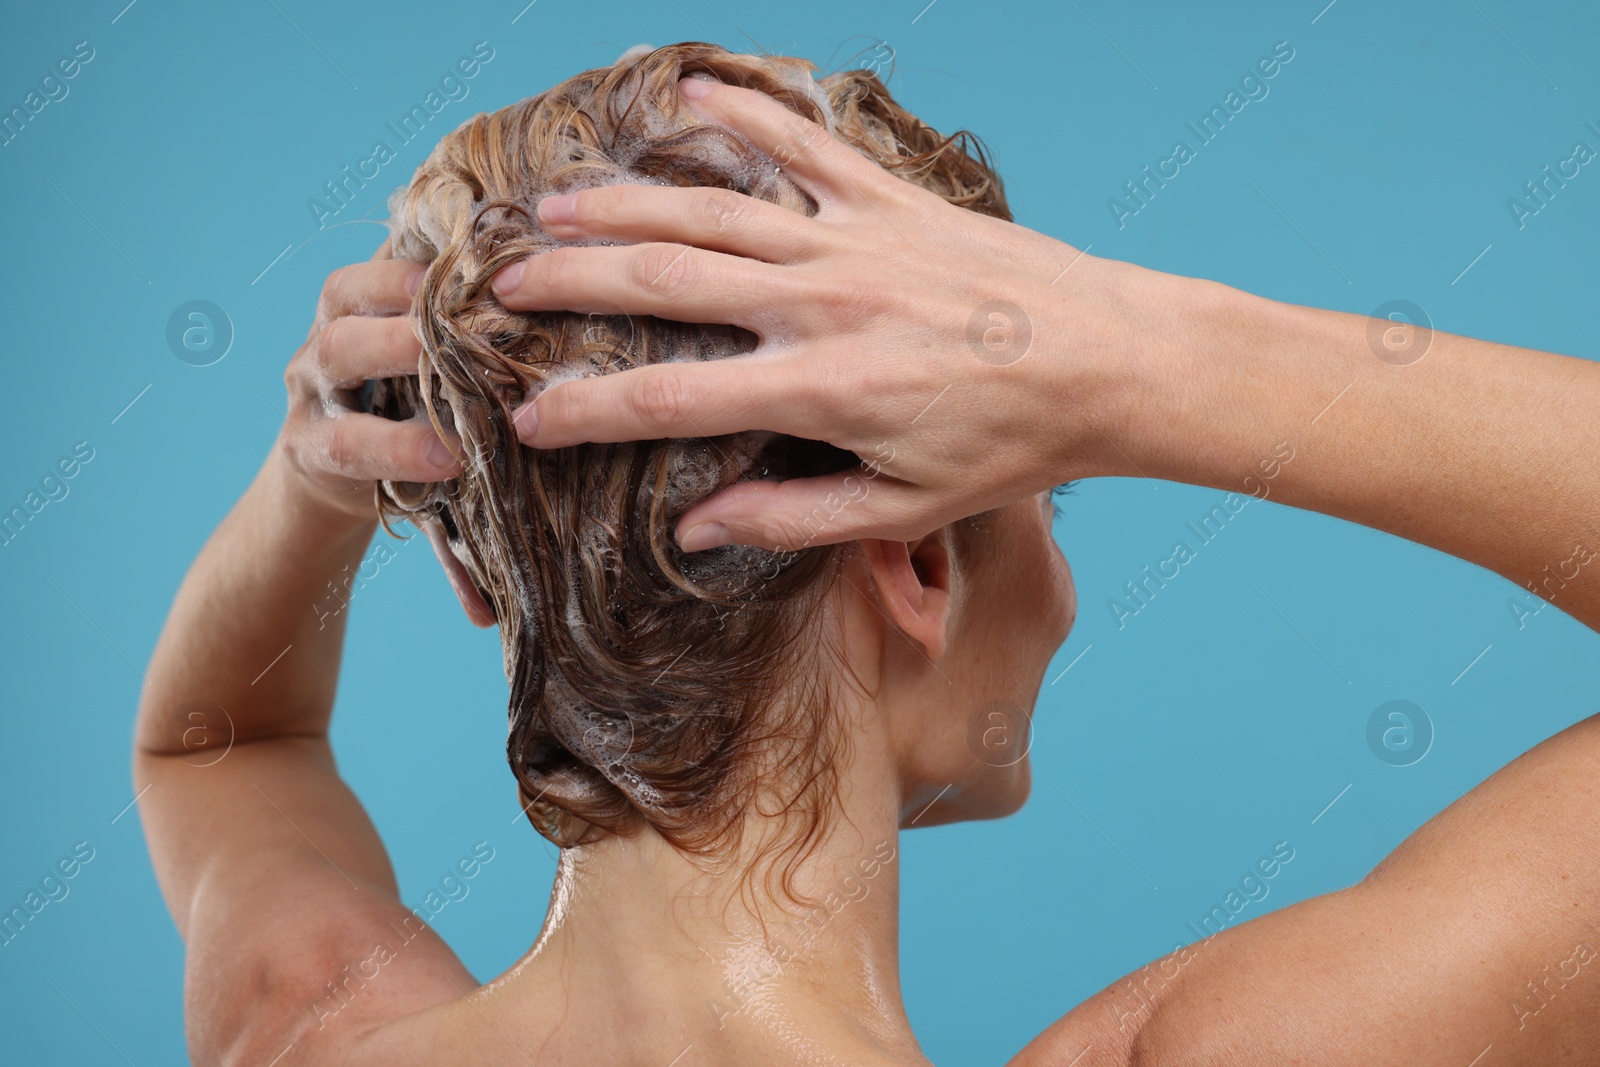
[371,42,1009,885]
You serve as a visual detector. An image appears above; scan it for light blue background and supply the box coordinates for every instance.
[2,1,1596,1063]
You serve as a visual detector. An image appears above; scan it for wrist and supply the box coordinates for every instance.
[1034,257,1226,484]
[1081,263,1318,490]
[258,445,379,552]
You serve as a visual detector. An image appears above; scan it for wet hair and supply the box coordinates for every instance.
[373,42,1009,878]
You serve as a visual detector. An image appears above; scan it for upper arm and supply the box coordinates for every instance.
[136,735,475,1066]
[1130,712,1600,1066]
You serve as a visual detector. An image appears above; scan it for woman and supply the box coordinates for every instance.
[136,43,1600,1066]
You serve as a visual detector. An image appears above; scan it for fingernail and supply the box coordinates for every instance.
[511,402,539,442]
[538,193,577,226]
[678,522,732,553]
[405,267,425,297]
[491,259,526,299]
[678,75,714,100]
[424,433,456,471]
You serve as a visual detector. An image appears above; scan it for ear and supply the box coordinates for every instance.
[860,532,953,660]
[419,516,496,628]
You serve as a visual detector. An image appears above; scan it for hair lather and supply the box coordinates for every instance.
[373,43,1009,867]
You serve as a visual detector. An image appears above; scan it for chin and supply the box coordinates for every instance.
[978,758,1033,820]
[902,759,1033,828]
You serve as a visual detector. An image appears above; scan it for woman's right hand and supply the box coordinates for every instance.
[275,240,462,525]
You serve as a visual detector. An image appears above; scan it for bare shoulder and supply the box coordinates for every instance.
[1010,714,1600,1067]
[135,736,481,1067]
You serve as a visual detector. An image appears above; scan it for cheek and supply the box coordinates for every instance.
[988,520,1075,665]
[1057,554,1077,638]
[1028,526,1076,646]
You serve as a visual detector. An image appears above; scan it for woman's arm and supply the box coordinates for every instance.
[134,250,473,1065]
[1111,275,1600,632]
[136,451,374,768]
[488,78,1600,634]
[137,248,463,766]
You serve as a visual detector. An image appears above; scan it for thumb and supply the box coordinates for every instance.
[675,471,925,552]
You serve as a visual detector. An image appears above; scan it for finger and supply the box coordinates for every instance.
[673,473,931,553]
[514,358,826,448]
[316,260,427,325]
[490,241,808,326]
[313,315,423,389]
[535,184,829,263]
[308,412,462,483]
[676,78,883,204]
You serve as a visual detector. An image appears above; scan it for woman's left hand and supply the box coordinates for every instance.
[486,77,1202,553]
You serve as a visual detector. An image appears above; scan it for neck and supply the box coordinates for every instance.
[504,579,927,1065]
[513,757,920,1064]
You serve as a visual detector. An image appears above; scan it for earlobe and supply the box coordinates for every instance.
[861,534,953,660]
[419,517,497,628]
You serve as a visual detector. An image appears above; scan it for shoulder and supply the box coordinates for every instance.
[1004,980,1137,1066]
[133,735,482,1067]
[193,875,476,1067]
[1012,713,1600,1067]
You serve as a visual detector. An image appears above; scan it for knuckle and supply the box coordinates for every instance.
[323,422,357,476]
[774,117,833,171]
[309,317,343,379]
[538,247,572,289]
[870,359,922,411]
[802,359,865,429]
[279,430,307,474]
[763,514,810,554]
[782,120,820,161]
[318,265,353,317]
[632,370,688,432]
[571,187,608,229]
[387,315,421,365]
[697,190,746,234]
[633,244,695,298]
[775,502,833,551]
[812,275,883,331]
[874,173,923,211]
[518,247,572,300]
[283,344,318,403]
[543,247,592,301]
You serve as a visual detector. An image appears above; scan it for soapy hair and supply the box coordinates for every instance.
[373,43,1009,877]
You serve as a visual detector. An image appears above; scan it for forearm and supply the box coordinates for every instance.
[136,448,378,752]
[1112,274,1600,632]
